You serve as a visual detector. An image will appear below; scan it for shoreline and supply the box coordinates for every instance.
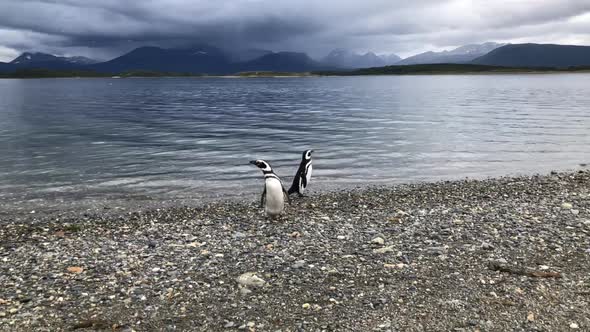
[2,71,590,80]
[1,171,589,331]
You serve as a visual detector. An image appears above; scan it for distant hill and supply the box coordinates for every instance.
[471,43,590,68]
[89,45,232,74]
[397,42,505,65]
[9,52,98,69]
[238,52,327,72]
[322,49,401,68]
[314,63,590,76]
[89,47,326,74]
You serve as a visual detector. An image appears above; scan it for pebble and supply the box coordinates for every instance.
[292,260,306,269]
[370,237,385,245]
[1,171,589,331]
[495,258,508,265]
[427,247,446,255]
[237,273,266,288]
[239,287,252,296]
[561,203,573,209]
[570,322,579,329]
[527,312,535,322]
[481,242,494,250]
[373,246,394,254]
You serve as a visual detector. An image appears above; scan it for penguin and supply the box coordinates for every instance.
[288,149,313,197]
[250,159,290,217]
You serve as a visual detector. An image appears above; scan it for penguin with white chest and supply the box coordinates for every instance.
[250,159,290,218]
[288,149,313,197]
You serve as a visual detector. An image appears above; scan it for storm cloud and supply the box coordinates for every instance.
[0,0,589,61]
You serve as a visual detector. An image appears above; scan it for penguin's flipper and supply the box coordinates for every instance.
[260,187,266,208]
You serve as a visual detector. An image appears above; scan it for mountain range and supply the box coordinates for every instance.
[8,52,98,70]
[2,42,590,75]
[90,45,233,74]
[321,49,401,69]
[397,42,506,65]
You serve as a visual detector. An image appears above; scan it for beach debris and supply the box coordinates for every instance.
[71,319,111,330]
[489,261,562,278]
[66,266,83,274]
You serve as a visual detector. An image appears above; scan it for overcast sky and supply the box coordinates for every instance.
[1,0,589,62]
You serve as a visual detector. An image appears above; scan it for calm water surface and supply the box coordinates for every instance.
[0,75,589,210]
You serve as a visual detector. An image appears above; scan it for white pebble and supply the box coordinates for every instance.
[370,237,385,245]
[237,272,266,288]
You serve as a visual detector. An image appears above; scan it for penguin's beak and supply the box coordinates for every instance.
[249,160,257,165]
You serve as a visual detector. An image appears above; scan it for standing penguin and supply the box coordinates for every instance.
[250,159,290,217]
[288,149,313,197]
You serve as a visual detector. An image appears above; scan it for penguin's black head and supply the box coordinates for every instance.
[303,149,314,160]
[249,159,272,172]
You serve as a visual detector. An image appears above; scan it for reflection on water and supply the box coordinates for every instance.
[0,75,589,206]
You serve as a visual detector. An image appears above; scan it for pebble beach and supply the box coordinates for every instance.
[1,171,589,331]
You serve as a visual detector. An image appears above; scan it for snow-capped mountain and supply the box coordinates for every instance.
[65,56,99,65]
[322,49,401,69]
[10,52,98,66]
[397,42,507,65]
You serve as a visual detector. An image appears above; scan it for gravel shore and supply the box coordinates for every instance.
[1,171,589,331]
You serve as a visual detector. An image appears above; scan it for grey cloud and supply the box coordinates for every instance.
[0,0,588,61]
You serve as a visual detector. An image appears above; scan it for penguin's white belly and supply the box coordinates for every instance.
[300,163,312,193]
[265,178,284,216]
